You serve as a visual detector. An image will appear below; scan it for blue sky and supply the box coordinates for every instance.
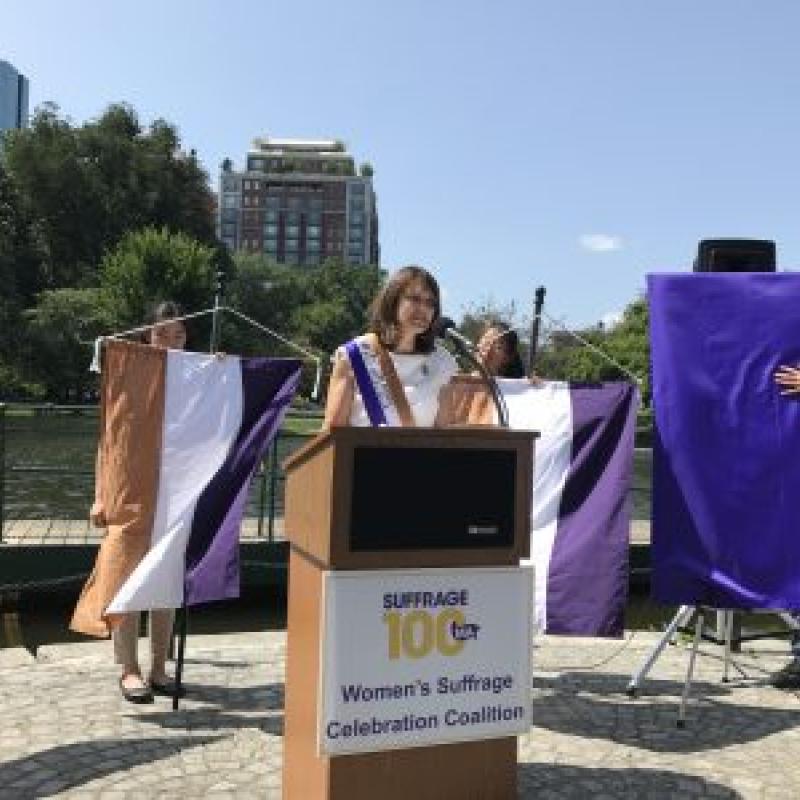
[4,1,800,329]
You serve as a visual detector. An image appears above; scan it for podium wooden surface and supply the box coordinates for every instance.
[282,426,536,800]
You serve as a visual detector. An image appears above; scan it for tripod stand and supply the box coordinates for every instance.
[626,605,753,728]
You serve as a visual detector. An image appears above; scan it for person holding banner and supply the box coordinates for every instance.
[476,321,526,379]
[771,364,800,688]
[324,266,458,428]
[77,301,187,704]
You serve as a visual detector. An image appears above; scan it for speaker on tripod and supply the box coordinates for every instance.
[693,238,777,273]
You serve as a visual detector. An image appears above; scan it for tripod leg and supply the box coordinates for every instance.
[722,611,733,683]
[627,605,694,696]
[678,610,704,728]
[173,605,187,712]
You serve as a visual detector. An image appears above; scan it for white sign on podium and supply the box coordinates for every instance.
[319,566,533,755]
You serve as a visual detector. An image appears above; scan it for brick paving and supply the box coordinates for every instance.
[1,627,799,798]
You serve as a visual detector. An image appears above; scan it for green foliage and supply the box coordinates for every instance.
[219,255,384,397]
[0,164,50,399]
[22,288,116,401]
[223,254,384,359]
[100,227,217,326]
[0,164,48,304]
[0,102,218,400]
[0,360,45,400]
[2,102,215,290]
[222,253,302,356]
[535,296,650,404]
[294,260,384,351]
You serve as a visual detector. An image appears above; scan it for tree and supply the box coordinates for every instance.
[535,296,650,403]
[223,255,384,359]
[0,163,48,303]
[23,288,116,401]
[292,260,384,355]
[100,227,217,327]
[2,103,216,290]
[0,163,49,398]
[222,253,305,356]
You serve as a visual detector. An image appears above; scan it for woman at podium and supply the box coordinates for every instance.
[324,266,458,428]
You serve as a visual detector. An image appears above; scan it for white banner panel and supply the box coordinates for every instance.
[319,566,533,755]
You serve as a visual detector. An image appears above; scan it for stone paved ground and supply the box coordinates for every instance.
[1,628,799,799]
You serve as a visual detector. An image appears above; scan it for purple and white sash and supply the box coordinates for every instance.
[344,337,401,426]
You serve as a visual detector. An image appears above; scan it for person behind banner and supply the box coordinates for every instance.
[476,321,526,379]
[324,266,458,428]
[771,363,800,688]
[82,301,187,704]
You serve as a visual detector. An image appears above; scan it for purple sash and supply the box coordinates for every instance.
[345,339,388,426]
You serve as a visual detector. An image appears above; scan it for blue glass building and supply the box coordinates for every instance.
[0,59,30,134]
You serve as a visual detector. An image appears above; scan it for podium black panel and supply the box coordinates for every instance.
[350,446,516,551]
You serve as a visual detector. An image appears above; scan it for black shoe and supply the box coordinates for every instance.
[149,677,186,698]
[119,677,154,704]
[770,660,800,689]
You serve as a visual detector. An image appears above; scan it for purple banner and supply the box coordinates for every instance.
[547,383,638,636]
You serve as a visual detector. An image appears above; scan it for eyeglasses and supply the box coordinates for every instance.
[401,292,436,309]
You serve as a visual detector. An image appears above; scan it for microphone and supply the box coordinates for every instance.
[432,317,476,353]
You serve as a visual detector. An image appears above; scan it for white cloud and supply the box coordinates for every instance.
[579,234,623,253]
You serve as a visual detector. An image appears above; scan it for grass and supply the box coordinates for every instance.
[282,415,323,436]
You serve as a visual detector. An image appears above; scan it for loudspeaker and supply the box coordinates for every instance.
[693,238,776,273]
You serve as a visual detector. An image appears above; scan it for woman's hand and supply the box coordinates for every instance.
[89,500,107,528]
[774,365,800,394]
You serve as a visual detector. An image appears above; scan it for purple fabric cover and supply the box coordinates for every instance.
[649,273,800,609]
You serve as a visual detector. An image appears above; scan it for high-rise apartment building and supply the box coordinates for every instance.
[218,138,379,266]
[0,60,29,134]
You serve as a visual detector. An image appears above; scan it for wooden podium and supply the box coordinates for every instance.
[282,426,536,800]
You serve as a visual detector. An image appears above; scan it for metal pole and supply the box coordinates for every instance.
[257,461,267,539]
[528,286,546,376]
[267,436,279,542]
[209,269,226,354]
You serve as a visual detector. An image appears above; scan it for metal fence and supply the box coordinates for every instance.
[0,403,319,546]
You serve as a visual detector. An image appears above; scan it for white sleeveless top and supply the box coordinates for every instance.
[341,339,458,428]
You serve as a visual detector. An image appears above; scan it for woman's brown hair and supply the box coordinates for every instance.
[483,321,526,378]
[367,266,441,354]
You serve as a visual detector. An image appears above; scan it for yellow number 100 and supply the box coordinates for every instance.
[383,609,466,660]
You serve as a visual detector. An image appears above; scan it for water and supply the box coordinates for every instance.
[2,412,654,521]
[2,409,316,520]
